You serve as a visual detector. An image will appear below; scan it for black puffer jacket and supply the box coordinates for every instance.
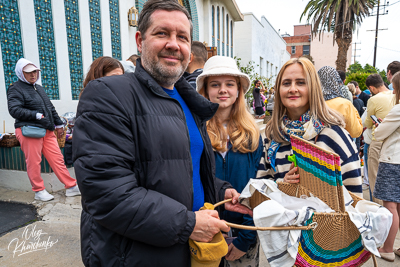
[7,80,63,130]
[73,60,231,267]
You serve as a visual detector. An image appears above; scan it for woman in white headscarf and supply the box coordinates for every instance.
[7,58,80,201]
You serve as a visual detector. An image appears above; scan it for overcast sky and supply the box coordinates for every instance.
[235,0,400,72]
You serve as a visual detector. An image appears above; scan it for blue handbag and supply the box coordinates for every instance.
[21,126,46,138]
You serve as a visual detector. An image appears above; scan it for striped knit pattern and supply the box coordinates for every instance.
[294,219,371,266]
[257,125,362,197]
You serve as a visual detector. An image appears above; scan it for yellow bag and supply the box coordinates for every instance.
[189,203,228,267]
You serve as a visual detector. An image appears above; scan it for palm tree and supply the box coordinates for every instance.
[301,0,376,71]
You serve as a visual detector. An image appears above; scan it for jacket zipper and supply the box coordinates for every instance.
[34,84,54,127]
[149,86,194,209]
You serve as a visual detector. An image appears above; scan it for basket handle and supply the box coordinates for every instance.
[214,199,317,231]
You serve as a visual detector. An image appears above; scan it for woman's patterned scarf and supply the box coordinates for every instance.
[267,110,325,171]
[318,66,347,101]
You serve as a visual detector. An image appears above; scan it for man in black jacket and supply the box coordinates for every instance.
[183,41,208,89]
[73,0,251,266]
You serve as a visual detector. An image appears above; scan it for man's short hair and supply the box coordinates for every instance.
[337,70,346,82]
[127,54,140,64]
[191,41,207,64]
[349,80,359,87]
[387,61,400,76]
[366,74,384,88]
[138,0,193,41]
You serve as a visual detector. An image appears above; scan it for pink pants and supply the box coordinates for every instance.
[15,128,76,192]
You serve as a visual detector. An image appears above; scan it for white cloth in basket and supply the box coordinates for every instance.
[239,179,333,267]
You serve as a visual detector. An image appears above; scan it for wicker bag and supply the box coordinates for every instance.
[54,116,67,148]
[248,135,377,267]
[0,133,20,147]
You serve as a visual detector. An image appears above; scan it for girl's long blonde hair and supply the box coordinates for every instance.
[199,77,260,153]
[266,57,345,143]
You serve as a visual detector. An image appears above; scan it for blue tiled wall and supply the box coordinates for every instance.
[0,1,24,90]
[33,0,59,100]
[64,0,84,100]
[109,0,121,60]
[89,0,103,61]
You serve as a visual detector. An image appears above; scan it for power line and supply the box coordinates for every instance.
[388,0,400,6]
[377,46,400,53]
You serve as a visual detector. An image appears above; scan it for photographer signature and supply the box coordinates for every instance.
[7,225,58,257]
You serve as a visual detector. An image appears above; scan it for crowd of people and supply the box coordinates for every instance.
[5,0,400,265]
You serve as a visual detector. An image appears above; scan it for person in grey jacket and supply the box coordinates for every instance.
[7,58,80,201]
[73,1,251,266]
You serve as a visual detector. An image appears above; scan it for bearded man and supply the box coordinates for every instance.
[72,0,251,266]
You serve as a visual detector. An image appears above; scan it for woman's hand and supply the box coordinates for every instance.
[283,162,299,183]
[225,243,246,261]
[224,189,253,217]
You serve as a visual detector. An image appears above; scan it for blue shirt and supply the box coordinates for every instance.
[162,87,205,211]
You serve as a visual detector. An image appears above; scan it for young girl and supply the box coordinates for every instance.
[197,56,263,267]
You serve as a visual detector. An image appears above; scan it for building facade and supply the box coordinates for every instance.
[0,0,243,133]
[234,13,290,84]
[282,25,352,71]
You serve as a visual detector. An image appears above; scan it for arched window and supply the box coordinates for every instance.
[212,6,215,47]
[217,7,220,55]
[230,20,233,57]
[222,7,225,56]
[226,14,229,57]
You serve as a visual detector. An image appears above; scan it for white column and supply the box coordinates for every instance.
[0,46,15,133]
[18,0,40,74]
[100,0,112,56]
[119,0,137,60]
[78,0,93,75]
[52,0,72,103]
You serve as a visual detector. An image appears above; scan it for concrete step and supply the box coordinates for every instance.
[255,118,264,127]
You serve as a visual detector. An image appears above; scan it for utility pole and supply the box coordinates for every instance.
[370,1,389,68]
[353,42,361,64]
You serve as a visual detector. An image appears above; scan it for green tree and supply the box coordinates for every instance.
[347,61,389,84]
[301,0,376,71]
[235,57,273,108]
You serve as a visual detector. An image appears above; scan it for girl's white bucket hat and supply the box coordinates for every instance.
[196,56,251,94]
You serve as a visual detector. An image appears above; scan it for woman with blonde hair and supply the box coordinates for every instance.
[257,57,362,197]
[197,56,263,266]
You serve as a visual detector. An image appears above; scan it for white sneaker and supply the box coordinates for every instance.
[34,189,54,201]
[66,185,81,197]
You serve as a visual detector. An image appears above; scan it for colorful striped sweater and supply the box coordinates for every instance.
[256,125,363,197]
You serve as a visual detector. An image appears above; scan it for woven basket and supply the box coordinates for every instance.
[249,185,372,267]
[54,127,67,148]
[248,134,376,266]
[54,116,67,148]
[0,133,20,147]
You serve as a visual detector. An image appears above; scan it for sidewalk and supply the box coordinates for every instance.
[0,187,83,266]
[0,185,399,266]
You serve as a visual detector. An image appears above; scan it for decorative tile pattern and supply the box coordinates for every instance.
[33,0,59,99]
[136,0,199,41]
[0,1,24,89]
[89,0,102,60]
[64,0,84,100]
[217,7,220,55]
[231,20,233,57]
[109,0,121,60]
